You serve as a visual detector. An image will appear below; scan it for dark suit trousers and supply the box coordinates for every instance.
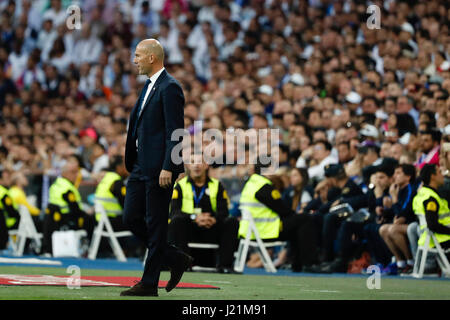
[123,164,180,287]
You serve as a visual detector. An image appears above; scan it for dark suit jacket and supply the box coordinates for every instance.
[125,69,185,179]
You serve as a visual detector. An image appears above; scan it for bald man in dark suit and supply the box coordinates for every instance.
[120,39,192,297]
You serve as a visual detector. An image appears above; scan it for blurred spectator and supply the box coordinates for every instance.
[79,127,99,172]
[90,143,109,175]
[296,139,338,183]
[42,0,67,28]
[36,18,57,54]
[282,167,312,213]
[415,129,441,170]
[9,171,40,216]
[73,23,103,66]
[378,164,417,275]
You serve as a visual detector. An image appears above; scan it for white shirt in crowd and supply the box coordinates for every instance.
[296,153,339,181]
[73,36,103,66]
[8,50,29,82]
[91,154,110,174]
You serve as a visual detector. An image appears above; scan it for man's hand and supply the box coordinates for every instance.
[159,170,172,188]
[389,183,399,203]
[383,196,393,208]
[375,206,384,224]
[314,179,330,202]
[195,213,216,229]
[375,206,384,217]
[204,214,216,229]
[331,199,340,208]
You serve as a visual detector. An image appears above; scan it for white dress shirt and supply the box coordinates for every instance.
[136,67,166,148]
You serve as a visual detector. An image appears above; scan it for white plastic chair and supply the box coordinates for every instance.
[88,200,132,262]
[187,242,220,272]
[8,205,43,256]
[412,214,450,278]
[234,203,286,273]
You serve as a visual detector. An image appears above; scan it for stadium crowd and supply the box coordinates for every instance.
[0,0,450,275]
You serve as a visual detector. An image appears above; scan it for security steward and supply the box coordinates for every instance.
[42,154,95,255]
[239,163,319,272]
[94,155,139,256]
[94,155,128,228]
[412,164,450,251]
[168,154,239,273]
[0,170,20,250]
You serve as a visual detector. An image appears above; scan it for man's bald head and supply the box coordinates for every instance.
[137,39,164,62]
[134,38,165,77]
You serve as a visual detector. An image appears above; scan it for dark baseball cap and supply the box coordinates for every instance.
[324,164,345,178]
[374,157,398,177]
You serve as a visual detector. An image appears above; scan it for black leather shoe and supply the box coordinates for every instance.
[319,258,347,273]
[166,252,194,292]
[303,264,325,273]
[120,281,158,297]
[301,265,319,273]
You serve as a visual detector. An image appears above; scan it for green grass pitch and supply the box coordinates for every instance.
[0,266,449,300]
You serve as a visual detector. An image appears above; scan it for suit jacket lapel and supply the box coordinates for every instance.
[136,70,167,124]
[128,85,146,138]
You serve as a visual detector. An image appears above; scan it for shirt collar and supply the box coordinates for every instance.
[149,67,165,85]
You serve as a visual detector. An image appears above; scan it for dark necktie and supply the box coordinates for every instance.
[133,79,151,138]
[136,79,151,118]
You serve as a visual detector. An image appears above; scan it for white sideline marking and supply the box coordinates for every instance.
[204,280,231,284]
[0,257,62,266]
[301,289,341,293]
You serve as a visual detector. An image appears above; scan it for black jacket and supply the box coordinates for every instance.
[125,70,185,179]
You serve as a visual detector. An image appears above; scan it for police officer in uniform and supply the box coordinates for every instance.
[413,164,450,252]
[311,163,393,273]
[0,170,20,250]
[168,154,239,273]
[317,164,365,264]
[42,155,95,255]
[239,163,319,272]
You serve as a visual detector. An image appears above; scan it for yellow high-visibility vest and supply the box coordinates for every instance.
[238,174,281,240]
[48,177,82,214]
[412,186,450,248]
[94,172,123,221]
[0,185,17,228]
[175,176,219,214]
